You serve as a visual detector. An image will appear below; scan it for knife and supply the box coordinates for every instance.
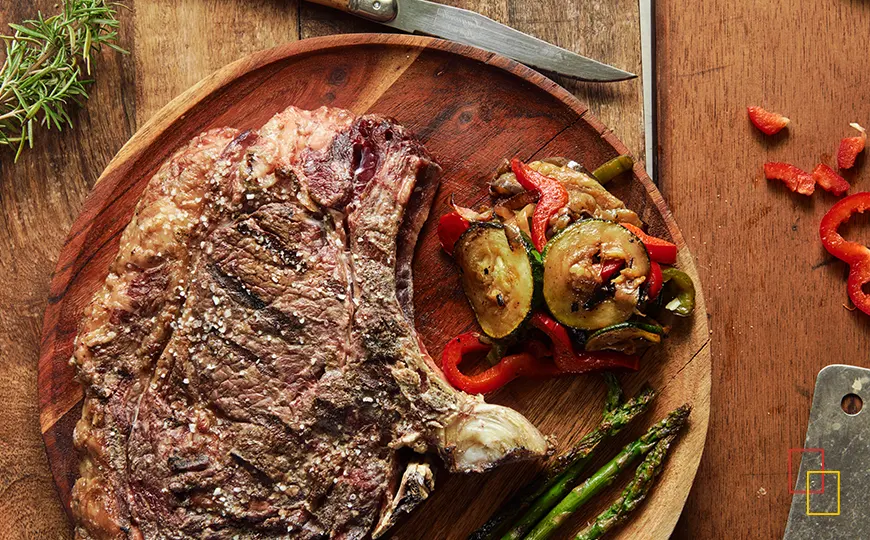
[308,0,636,82]
[639,0,656,180]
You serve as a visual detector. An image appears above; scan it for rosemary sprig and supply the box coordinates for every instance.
[0,0,125,161]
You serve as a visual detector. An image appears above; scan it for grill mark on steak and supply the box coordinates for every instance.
[235,219,306,270]
[210,330,281,380]
[167,453,210,473]
[207,264,268,310]
[204,264,306,345]
[228,449,279,488]
[72,106,547,540]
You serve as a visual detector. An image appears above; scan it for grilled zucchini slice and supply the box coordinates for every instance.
[542,219,650,330]
[454,222,538,339]
[585,321,664,355]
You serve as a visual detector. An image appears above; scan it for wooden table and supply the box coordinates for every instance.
[1,0,868,538]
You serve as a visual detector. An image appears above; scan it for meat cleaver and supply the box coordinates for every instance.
[783,364,870,539]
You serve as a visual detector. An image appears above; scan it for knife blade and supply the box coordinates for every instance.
[639,0,656,180]
[308,0,636,82]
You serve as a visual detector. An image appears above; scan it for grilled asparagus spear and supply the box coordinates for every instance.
[522,404,691,540]
[469,378,654,540]
[574,432,678,540]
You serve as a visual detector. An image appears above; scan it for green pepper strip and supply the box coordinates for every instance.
[592,155,634,185]
[661,268,695,316]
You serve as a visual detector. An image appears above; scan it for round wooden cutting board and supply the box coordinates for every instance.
[38,34,710,539]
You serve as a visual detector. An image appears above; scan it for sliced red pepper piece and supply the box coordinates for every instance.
[510,158,569,252]
[847,263,870,318]
[812,163,850,196]
[819,192,870,316]
[440,332,559,394]
[437,211,470,255]
[619,222,678,264]
[747,106,790,135]
[763,162,815,196]
[600,260,624,282]
[647,261,663,301]
[820,192,870,264]
[837,123,866,170]
[529,313,639,373]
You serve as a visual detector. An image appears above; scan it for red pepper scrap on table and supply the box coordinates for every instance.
[837,123,866,170]
[747,106,790,136]
[647,261,664,301]
[529,313,639,373]
[619,222,678,264]
[812,163,850,196]
[437,211,470,255]
[440,332,559,394]
[763,162,815,196]
[819,192,870,316]
[510,158,569,252]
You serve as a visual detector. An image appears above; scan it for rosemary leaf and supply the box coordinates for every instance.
[0,0,125,161]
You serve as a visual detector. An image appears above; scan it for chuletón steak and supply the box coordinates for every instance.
[71,106,548,540]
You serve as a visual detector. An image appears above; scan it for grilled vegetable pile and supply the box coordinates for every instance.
[437,155,696,394]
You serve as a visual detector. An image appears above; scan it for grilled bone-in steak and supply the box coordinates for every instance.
[71,106,547,540]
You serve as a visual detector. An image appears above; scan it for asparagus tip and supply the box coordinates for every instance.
[673,403,692,422]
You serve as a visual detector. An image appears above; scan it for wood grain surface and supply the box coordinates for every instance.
[35,34,708,540]
[658,1,870,538]
[11,0,866,538]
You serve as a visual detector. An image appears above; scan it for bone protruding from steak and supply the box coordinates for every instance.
[439,401,550,473]
[71,106,546,540]
[372,458,435,538]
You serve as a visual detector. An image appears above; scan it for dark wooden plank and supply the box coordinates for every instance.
[0,1,136,538]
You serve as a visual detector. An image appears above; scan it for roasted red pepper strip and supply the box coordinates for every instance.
[620,222,678,264]
[440,332,559,394]
[764,162,815,196]
[837,123,866,170]
[510,158,569,252]
[437,211,470,255]
[812,163,850,196]
[529,313,639,373]
[820,192,870,316]
[647,261,663,301]
[600,260,624,282]
[747,106,790,136]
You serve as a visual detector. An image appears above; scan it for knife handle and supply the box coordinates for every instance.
[307,0,397,22]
